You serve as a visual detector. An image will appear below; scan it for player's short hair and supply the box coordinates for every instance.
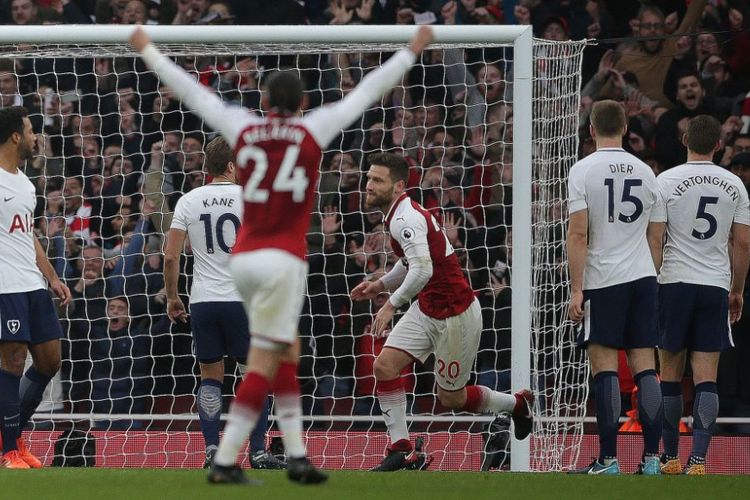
[368,152,409,184]
[686,115,721,155]
[590,100,626,138]
[267,70,303,114]
[0,106,28,144]
[204,136,232,176]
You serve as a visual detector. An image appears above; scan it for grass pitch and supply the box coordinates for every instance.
[2,469,748,500]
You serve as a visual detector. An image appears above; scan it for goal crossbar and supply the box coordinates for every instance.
[0,24,530,45]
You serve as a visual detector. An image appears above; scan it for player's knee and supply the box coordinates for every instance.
[36,357,61,378]
[437,390,464,410]
[373,356,399,381]
[0,345,28,375]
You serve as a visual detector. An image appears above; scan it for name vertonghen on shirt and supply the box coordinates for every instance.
[672,175,740,200]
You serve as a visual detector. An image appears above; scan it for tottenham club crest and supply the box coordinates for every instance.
[401,227,415,241]
[6,320,20,335]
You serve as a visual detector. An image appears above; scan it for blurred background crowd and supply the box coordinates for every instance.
[2,0,750,433]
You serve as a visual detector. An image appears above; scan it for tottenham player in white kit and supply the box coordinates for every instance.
[567,100,666,475]
[654,115,750,475]
[352,152,533,472]
[164,136,284,470]
[0,106,71,469]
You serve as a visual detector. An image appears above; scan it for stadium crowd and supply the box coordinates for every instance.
[2,0,750,433]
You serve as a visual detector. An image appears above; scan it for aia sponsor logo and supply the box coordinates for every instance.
[8,212,32,233]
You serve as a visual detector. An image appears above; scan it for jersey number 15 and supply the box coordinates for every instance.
[604,178,643,223]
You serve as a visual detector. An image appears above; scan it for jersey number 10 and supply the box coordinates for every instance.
[199,213,240,254]
[237,144,309,203]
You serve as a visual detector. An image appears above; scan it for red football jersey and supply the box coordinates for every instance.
[232,113,322,260]
[385,194,475,319]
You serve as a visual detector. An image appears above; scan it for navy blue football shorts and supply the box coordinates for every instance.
[576,277,658,349]
[659,282,732,353]
[0,289,63,344]
[190,301,250,363]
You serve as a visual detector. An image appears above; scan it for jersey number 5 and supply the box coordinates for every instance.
[604,178,643,223]
[692,196,718,240]
[237,144,309,203]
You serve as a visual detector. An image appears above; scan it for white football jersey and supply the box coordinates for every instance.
[0,168,45,294]
[170,182,243,303]
[657,161,750,290]
[568,147,665,290]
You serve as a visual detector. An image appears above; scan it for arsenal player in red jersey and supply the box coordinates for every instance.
[130,26,433,484]
[351,152,533,471]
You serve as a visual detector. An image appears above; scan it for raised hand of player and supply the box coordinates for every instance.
[351,279,385,301]
[50,278,72,306]
[372,299,395,338]
[408,25,434,56]
[568,290,584,323]
[167,297,188,323]
[729,292,743,324]
[128,26,151,53]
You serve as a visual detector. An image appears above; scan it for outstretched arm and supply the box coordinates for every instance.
[303,26,434,148]
[129,27,260,149]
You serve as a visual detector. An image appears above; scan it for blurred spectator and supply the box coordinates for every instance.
[0,60,22,107]
[121,0,148,24]
[729,152,750,193]
[63,176,94,243]
[654,72,733,169]
[10,0,38,25]
[604,0,706,108]
[68,296,151,428]
[172,0,208,24]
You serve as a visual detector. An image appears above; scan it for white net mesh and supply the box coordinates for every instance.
[530,41,589,471]
[3,37,586,470]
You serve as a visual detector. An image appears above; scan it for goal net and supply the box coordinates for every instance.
[4,26,586,471]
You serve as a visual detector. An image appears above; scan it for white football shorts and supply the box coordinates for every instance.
[229,249,308,346]
[384,297,482,391]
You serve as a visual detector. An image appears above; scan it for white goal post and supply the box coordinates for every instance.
[0,24,586,472]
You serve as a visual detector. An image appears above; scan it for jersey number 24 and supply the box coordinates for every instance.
[237,144,309,203]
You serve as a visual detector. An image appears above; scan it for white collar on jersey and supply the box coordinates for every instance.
[384,193,409,225]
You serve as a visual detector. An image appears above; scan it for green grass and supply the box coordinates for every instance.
[2,469,749,500]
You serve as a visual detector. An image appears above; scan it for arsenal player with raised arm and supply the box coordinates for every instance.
[351,152,533,472]
[129,25,434,484]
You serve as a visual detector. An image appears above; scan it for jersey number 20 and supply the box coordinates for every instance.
[237,144,309,203]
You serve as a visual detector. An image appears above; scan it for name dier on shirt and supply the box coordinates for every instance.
[609,163,633,174]
[672,175,739,201]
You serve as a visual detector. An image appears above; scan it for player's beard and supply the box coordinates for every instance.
[18,137,34,161]
[365,190,393,212]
